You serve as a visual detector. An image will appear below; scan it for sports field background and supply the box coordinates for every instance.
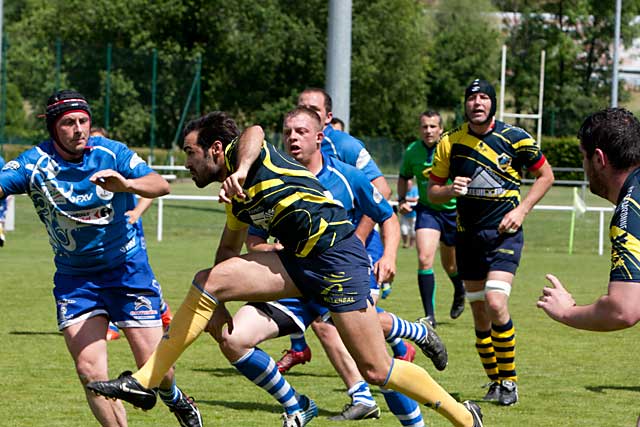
[1,181,638,426]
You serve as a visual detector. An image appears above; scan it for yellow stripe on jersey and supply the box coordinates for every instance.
[511,137,537,150]
[610,225,640,278]
[298,217,329,257]
[262,143,317,180]
[225,203,247,231]
[245,178,285,198]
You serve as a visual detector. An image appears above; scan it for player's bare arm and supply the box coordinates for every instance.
[538,276,640,331]
[245,234,284,252]
[373,214,400,284]
[219,125,265,203]
[371,175,392,200]
[214,224,248,264]
[396,177,413,215]
[126,197,154,224]
[499,160,554,233]
[354,215,376,244]
[90,170,170,198]
[427,176,471,204]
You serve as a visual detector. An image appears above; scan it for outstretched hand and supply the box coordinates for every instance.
[536,274,576,322]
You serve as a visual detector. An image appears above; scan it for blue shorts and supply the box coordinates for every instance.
[455,228,524,280]
[248,297,329,336]
[415,204,457,247]
[277,233,372,313]
[53,249,163,330]
[365,231,384,295]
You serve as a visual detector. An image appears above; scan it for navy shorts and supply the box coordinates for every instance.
[248,297,329,337]
[455,228,524,280]
[53,249,163,330]
[415,204,457,247]
[277,233,372,313]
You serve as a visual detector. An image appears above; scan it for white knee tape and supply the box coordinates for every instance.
[485,280,512,296]
[466,289,486,302]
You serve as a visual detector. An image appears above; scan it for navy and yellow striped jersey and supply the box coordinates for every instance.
[431,120,546,230]
[224,138,354,258]
[610,167,640,282]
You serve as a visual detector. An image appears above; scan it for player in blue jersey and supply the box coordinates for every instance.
[274,87,402,373]
[537,108,640,422]
[0,154,6,246]
[429,79,554,406]
[87,111,484,427]
[0,90,202,427]
[89,127,174,342]
[224,107,444,425]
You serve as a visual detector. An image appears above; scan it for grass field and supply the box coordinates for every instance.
[1,182,638,426]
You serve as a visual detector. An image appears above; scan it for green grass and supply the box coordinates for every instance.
[1,183,637,426]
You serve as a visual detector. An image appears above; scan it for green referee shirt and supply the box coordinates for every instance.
[399,139,456,211]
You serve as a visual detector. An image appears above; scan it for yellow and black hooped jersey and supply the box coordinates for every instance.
[224,138,354,258]
[610,167,640,282]
[430,121,545,230]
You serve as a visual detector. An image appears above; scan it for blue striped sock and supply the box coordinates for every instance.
[380,388,424,426]
[386,313,427,344]
[233,348,303,414]
[348,381,376,407]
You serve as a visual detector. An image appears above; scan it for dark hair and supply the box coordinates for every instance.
[300,87,333,113]
[284,106,323,131]
[183,111,240,150]
[578,107,640,170]
[90,127,108,138]
[420,110,443,127]
[330,117,345,129]
[46,89,92,139]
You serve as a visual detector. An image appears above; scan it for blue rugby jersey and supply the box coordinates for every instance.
[224,139,354,258]
[0,136,155,274]
[431,120,546,230]
[322,124,383,182]
[610,167,640,282]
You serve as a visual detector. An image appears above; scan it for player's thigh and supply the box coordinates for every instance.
[63,315,110,379]
[201,251,301,302]
[123,326,164,366]
[439,243,457,273]
[415,228,441,268]
[223,304,281,348]
[331,304,392,385]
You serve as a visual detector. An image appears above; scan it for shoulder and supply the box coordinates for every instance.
[497,121,535,144]
[441,124,467,143]
[327,129,365,149]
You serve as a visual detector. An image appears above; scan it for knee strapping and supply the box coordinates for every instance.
[466,289,486,302]
[485,280,512,297]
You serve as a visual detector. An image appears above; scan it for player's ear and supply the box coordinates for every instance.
[211,139,223,155]
[594,148,607,169]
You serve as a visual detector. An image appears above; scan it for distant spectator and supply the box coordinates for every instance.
[399,179,418,248]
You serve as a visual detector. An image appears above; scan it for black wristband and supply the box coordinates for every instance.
[398,198,406,204]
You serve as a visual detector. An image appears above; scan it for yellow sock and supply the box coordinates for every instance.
[133,283,218,388]
[385,359,473,427]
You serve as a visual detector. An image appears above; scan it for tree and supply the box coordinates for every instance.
[425,0,503,119]
[498,0,640,136]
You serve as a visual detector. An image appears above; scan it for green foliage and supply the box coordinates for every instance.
[501,0,640,136]
[540,136,584,180]
[3,0,434,146]
[426,0,503,110]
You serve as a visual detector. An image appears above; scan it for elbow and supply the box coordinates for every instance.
[615,311,640,329]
